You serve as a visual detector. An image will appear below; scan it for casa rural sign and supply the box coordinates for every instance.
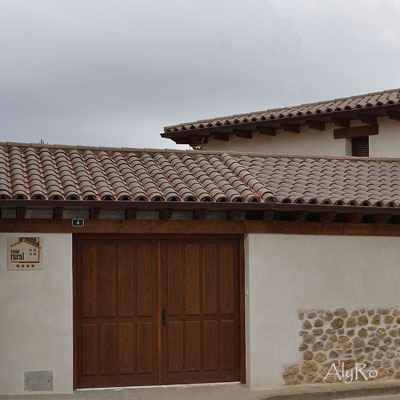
[7,237,42,270]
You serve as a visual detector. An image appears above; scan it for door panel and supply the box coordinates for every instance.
[99,245,116,317]
[221,320,235,370]
[220,244,235,314]
[100,323,116,375]
[168,321,184,372]
[136,322,154,373]
[118,245,134,317]
[76,240,158,388]
[185,244,200,315]
[81,244,97,318]
[81,324,97,376]
[118,323,134,374]
[161,239,240,384]
[136,244,153,316]
[202,244,218,315]
[203,320,218,371]
[167,243,183,315]
[185,321,201,371]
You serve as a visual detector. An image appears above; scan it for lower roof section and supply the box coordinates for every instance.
[1,142,400,210]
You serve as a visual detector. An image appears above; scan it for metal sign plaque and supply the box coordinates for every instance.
[7,237,42,270]
[72,218,84,227]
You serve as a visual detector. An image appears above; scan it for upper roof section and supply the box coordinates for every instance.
[162,88,400,145]
[2,142,400,209]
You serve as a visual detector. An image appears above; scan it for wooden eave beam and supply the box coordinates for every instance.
[194,209,208,220]
[187,135,208,146]
[308,212,337,222]
[281,210,309,221]
[281,124,301,134]
[263,210,274,220]
[228,210,243,220]
[53,207,64,219]
[125,208,137,219]
[332,118,351,128]
[7,217,400,236]
[335,213,365,223]
[389,215,400,224]
[306,120,325,131]
[159,208,173,220]
[89,207,100,219]
[334,124,379,139]
[16,206,25,219]
[233,129,253,139]
[363,214,392,224]
[173,138,192,144]
[210,131,230,141]
[387,110,400,121]
[3,201,400,224]
[359,114,378,125]
[0,208,398,225]
[256,126,277,136]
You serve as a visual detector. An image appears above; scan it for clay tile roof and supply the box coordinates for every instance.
[163,88,400,134]
[1,142,400,208]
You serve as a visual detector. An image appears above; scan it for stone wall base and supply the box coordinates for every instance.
[283,307,400,385]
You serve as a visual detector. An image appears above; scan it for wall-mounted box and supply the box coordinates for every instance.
[24,370,53,391]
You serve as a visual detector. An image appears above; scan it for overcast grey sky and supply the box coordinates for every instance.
[1,0,400,149]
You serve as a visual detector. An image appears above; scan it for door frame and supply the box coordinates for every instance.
[73,234,246,389]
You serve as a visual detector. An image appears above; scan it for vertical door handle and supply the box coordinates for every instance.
[162,308,166,327]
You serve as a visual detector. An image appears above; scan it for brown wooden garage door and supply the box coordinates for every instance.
[74,237,242,388]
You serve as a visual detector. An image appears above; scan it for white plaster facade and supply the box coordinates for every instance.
[204,117,399,157]
[0,233,73,395]
[245,233,400,388]
[3,231,400,393]
[370,118,400,158]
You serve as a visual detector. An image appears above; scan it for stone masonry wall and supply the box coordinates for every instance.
[283,307,400,385]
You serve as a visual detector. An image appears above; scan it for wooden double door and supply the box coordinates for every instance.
[74,236,242,388]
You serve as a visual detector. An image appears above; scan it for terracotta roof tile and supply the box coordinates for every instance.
[163,88,400,134]
[1,142,400,207]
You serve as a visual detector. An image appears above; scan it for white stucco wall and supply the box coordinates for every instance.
[3,230,400,392]
[204,117,400,157]
[370,117,400,158]
[205,123,346,156]
[245,233,400,389]
[0,233,73,395]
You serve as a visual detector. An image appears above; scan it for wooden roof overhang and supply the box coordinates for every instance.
[161,105,400,146]
[1,199,400,225]
[4,200,400,236]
